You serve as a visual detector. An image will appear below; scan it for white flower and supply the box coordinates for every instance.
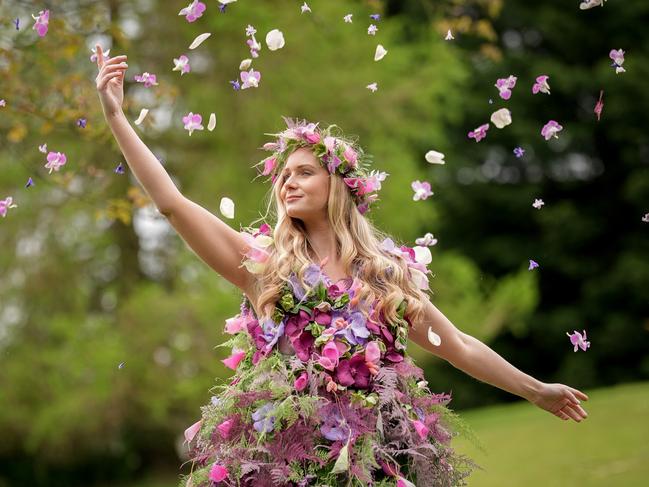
[366,82,378,92]
[220,197,234,219]
[374,44,388,61]
[490,108,512,129]
[425,150,445,165]
[445,29,454,41]
[532,198,545,210]
[265,29,285,51]
[343,14,353,23]
[415,233,438,247]
[300,2,311,14]
[580,0,606,10]
[413,246,432,265]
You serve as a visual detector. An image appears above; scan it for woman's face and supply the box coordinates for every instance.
[278,147,330,221]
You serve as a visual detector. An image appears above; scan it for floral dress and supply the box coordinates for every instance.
[180,260,479,487]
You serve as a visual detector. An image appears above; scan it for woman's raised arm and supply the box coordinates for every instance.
[95,46,256,295]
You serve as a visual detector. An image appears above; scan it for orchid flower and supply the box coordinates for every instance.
[513,146,525,158]
[541,120,563,140]
[411,180,433,201]
[532,198,545,209]
[173,55,191,75]
[566,329,591,352]
[415,233,437,246]
[468,123,489,142]
[240,69,261,89]
[368,24,378,35]
[32,10,49,37]
[300,2,311,14]
[178,1,206,23]
[490,108,512,129]
[495,75,517,100]
[532,75,551,95]
[609,49,626,74]
[344,14,353,23]
[0,197,18,218]
[182,112,204,136]
[528,259,539,270]
[44,151,67,174]
[90,46,110,63]
[134,72,158,87]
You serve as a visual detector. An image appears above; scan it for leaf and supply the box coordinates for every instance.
[331,438,350,474]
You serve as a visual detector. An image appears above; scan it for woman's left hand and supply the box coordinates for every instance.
[530,382,590,422]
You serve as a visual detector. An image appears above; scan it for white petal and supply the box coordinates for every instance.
[189,33,211,50]
[425,150,445,164]
[218,0,237,4]
[427,327,442,347]
[208,113,216,131]
[265,29,285,51]
[413,245,432,265]
[490,108,512,129]
[219,197,235,219]
[374,44,388,61]
[134,108,149,125]
[239,58,252,70]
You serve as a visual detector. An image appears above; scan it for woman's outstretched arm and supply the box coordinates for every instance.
[409,299,589,422]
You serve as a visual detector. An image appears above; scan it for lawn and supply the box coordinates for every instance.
[453,381,649,486]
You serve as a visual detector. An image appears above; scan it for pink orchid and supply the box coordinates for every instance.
[208,463,229,482]
[217,418,234,439]
[468,123,489,142]
[609,49,626,74]
[324,136,338,153]
[134,72,158,88]
[412,419,429,440]
[495,75,517,100]
[294,371,308,391]
[240,69,261,89]
[318,341,341,371]
[0,197,18,218]
[532,75,551,95]
[173,54,191,75]
[182,112,204,136]
[411,180,433,201]
[178,1,207,23]
[222,349,246,370]
[541,120,563,140]
[567,329,591,352]
[32,10,49,37]
[90,46,110,64]
[183,418,203,443]
[45,151,67,174]
[240,231,272,271]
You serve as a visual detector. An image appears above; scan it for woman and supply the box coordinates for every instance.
[95,46,589,487]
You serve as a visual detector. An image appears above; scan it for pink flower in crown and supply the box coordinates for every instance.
[90,46,110,64]
[294,122,320,144]
[532,75,551,95]
[32,10,49,37]
[208,464,229,482]
[0,197,18,218]
[541,120,563,140]
[412,419,429,440]
[261,156,277,176]
[468,123,489,142]
[318,340,341,371]
[217,418,234,439]
[222,349,246,370]
[178,1,206,23]
[240,69,261,89]
[324,136,338,153]
[495,75,517,100]
[182,112,204,136]
[45,151,67,174]
[343,144,358,167]
[183,418,203,443]
[294,371,308,391]
[225,314,247,334]
[134,72,158,88]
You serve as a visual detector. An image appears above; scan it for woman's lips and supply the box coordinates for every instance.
[286,196,302,202]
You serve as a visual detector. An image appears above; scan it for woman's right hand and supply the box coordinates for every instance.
[95,45,128,118]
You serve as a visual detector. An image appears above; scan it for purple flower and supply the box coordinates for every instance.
[368,24,378,35]
[541,120,563,140]
[336,353,371,389]
[468,123,489,142]
[287,273,307,301]
[240,69,261,89]
[411,180,433,201]
[609,49,626,74]
[178,1,206,23]
[495,75,517,100]
[44,151,67,174]
[370,14,381,21]
[13,18,20,30]
[319,409,349,441]
[25,177,34,189]
[134,72,158,88]
[114,162,125,174]
[566,329,590,352]
[77,118,87,128]
[303,263,326,287]
[252,402,276,433]
[182,112,204,136]
[229,79,241,91]
[333,312,370,346]
[173,54,191,75]
[532,75,551,95]
[513,146,525,158]
[528,259,539,270]
[260,317,285,350]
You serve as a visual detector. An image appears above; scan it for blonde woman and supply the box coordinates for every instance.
[95,46,589,487]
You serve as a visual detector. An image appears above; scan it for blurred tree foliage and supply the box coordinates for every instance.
[0,0,646,485]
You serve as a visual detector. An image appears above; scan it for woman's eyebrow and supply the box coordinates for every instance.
[281,163,316,175]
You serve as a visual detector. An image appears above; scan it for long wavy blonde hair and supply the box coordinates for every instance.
[250,147,430,327]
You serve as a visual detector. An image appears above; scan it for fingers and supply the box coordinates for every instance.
[554,409,570,421]
[96,44,103,68]
[571,387,589,401]
[97,71,125,91]
[562,403,586,422]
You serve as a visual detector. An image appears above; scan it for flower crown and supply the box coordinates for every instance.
[253,117,389,214]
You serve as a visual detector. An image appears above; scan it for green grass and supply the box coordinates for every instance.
[453,381,649,487]
[117,382,649,487]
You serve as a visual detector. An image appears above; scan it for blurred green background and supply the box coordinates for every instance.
[1,0,648,485]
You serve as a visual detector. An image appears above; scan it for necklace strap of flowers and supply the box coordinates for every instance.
[253,117,389,214]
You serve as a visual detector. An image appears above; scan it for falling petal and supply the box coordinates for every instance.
[38,143,47,153]
[594,90,604,121]
[265,29,285,51]
[425,150,445,164]
[189,32,211,50]
[374,44,388,61]
[445,29,454,41]
[239,58,252,70]
[490,108,512,129]
[25,177,34,188]
[532,198,544,209]
[208,113,217,131]
[220,197,235,219]
[366,82,378,92]
[118,362,125,369]
[427,327,441,346]
[134,108,149,125]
